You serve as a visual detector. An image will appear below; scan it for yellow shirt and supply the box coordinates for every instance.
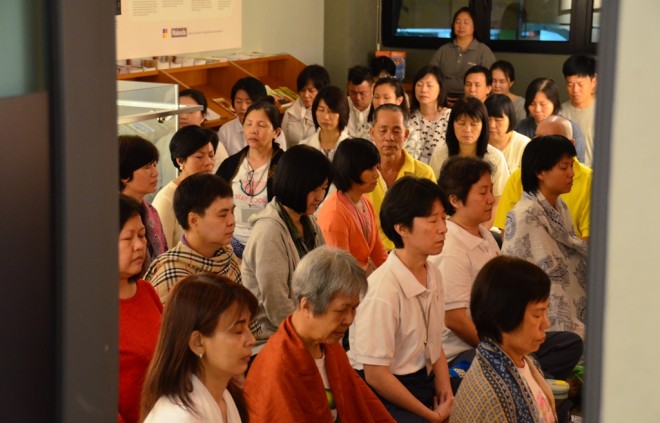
[367,150,436,250]
[493,157,592,238]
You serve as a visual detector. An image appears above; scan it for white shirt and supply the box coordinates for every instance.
[144,374,241,422]
[517,361,556,423]
[499,131,531,173]
[314,355,339,421]
[429,143,510,196]
[217,117,287,159]
[231,158,270,244]
[349,251,445,375]
[346,97,371,138]
[428,220,499,361]
[151,180,183,248]
[300,128,350,161]
[281,98,316,147]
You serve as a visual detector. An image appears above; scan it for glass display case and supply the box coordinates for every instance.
[117,80,201,142]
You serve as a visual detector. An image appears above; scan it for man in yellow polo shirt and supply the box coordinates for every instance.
[494,115,591,240]
[367,104,436,250]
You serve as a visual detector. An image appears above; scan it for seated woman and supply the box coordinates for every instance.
[431,157,581,392]
[502,135,588,338]
[317,138,387,275]
[118,195,162,423]
[281,64,330,147]
[484,94,530,173]
[358,77,408,141]
[300,86,350,161]
[490,60,526,123]
[450,256,557,423]
[141,274,257,422]
[154,88,229,190]
[218,76,286,158]
[367,104,435,251]
[217,99,285,259]
[245,247,395,422]
[517,78,586,163]
[152,125,218,248]
[429,96,510,229]
[119,135,168,267]
[406,65,451,164]
[242,145,332,355]
[349,177,454,423]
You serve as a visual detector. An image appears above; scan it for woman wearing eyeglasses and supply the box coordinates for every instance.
[217,98,284,259]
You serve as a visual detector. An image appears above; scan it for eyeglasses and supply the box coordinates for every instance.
[245,169,255,196]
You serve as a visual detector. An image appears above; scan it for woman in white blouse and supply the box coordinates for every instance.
[141,274,257,423]
[300,86,350,161]
[484,94,530,173]
[281,65,330,147]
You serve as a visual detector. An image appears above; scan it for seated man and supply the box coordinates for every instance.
[367,104,436,251]
[145,173,241,304]
[349,177,454,422]
[244,247,394,423]
[346,65,374,138]
[431,156,582,392]
[463,65,492,103]
[493,115,592,241]
[559,54,597,167]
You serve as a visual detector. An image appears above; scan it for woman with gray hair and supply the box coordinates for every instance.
[244,246,394,422]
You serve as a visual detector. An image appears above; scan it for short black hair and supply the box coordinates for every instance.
[464,65,492,86]
[524,78,561,117]
[119,135,159,190]
[273,145,333,214]
[373,103,409,125]
[179,88,208,115]
[119,193,144,230]
[244,98,282,130]
[562,54,596,78]
[332,138,380,192]
[411,65,443,112]
[296,64,331,92]
[520,135,577,194]
[451,7,479,41]
[347,65,373,86]
[173,173,233,230]
[471,255,550,344]
[446,96,489,157]
[490,60,516,82]
[169,126,219,170]
[370,56,396,78]
[438,156,492,214]
[231,77,266,106]
[311,86,350,132]
[380,177,451,249]
[485,93,517,131]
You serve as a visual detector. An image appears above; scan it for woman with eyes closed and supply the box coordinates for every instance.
[217,99,285,259]
[118,194,163,423]
[406,66,452,164]
[300,86,350,161]
[516,78,586,163]
[484,94,530,173]
[490,61,526,123]
[358,77,408,141]
[429,96,510,229]
[317,139,388,276]
[141,274,257,423]
[152,125,219,248]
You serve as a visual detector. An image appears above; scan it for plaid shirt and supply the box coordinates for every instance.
[144,240,241,304]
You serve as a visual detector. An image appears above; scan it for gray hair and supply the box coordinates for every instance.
[292,246,368,316]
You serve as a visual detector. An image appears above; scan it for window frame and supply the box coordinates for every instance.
[382,0,597,55]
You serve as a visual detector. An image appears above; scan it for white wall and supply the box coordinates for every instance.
[600,1,660,421]
[202,0,324,65]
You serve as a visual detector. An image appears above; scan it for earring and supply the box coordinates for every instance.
[198,352,204,359]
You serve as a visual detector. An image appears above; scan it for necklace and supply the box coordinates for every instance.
[240,157,270,206]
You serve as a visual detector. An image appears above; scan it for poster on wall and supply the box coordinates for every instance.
[116,0,242,60]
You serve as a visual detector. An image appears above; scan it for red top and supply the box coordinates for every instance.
[119,280,163,423]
